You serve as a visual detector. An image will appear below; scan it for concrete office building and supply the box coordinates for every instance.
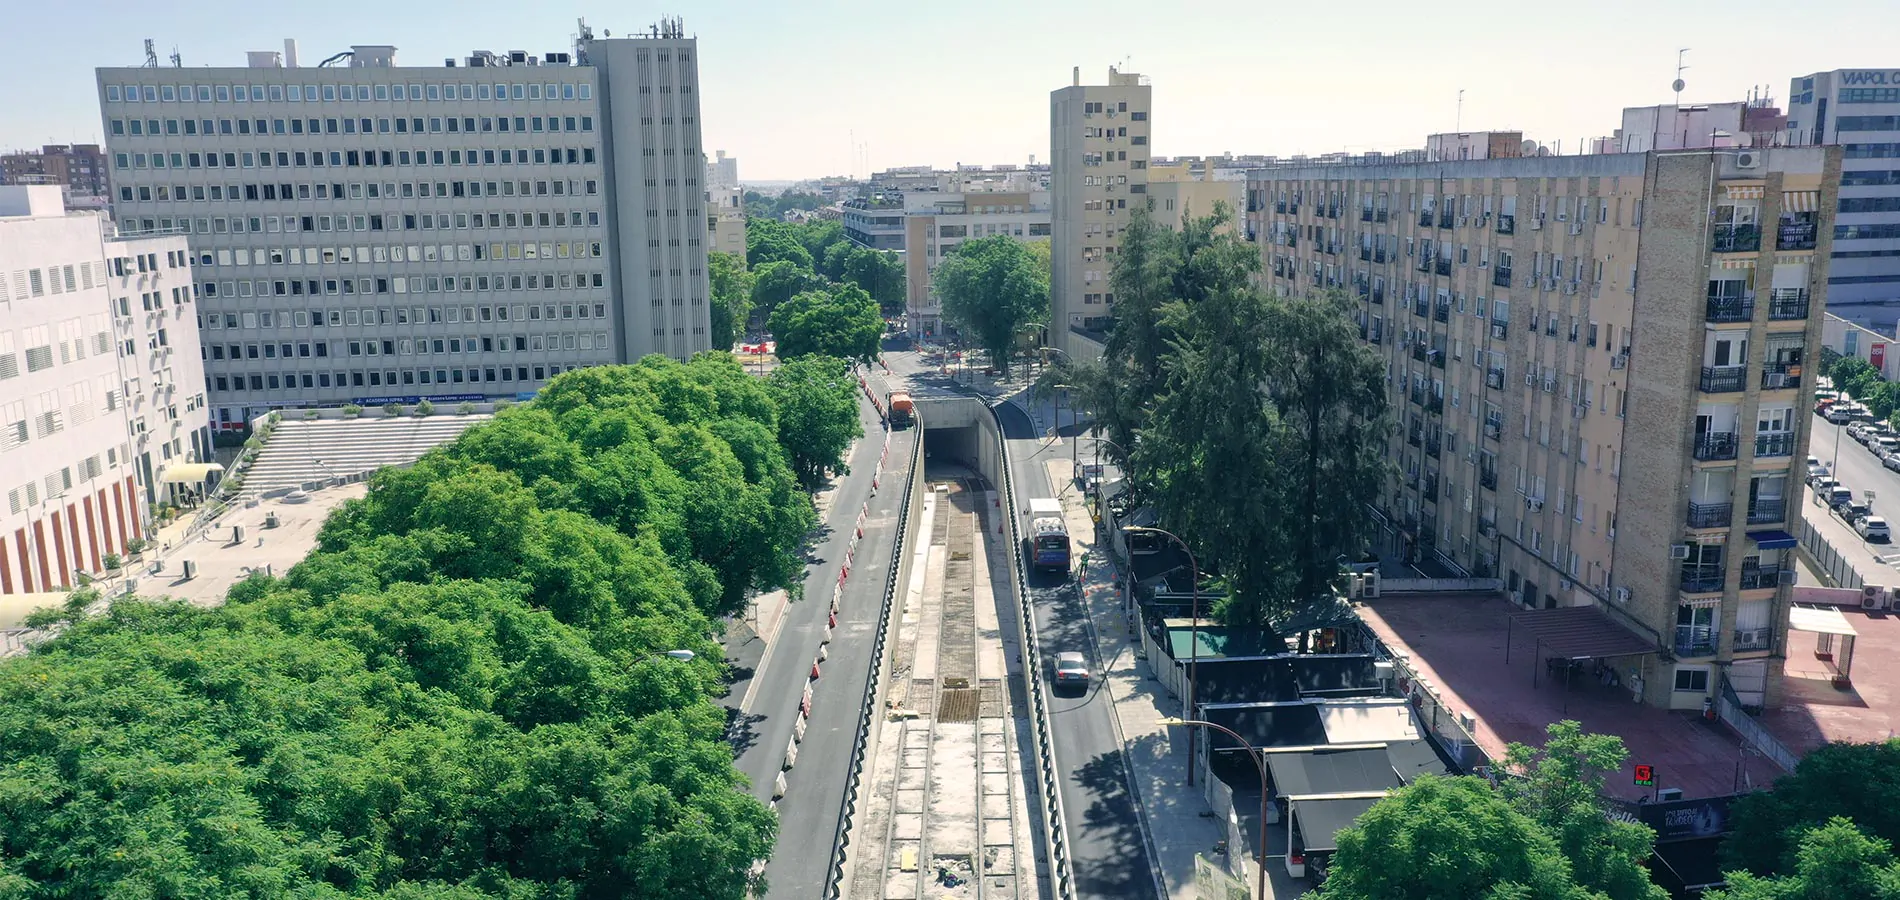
[1787,69,1900,329]
[96,23,709,428]
[1,186,213,595]
[1050,66,1151,358]
[707,149,738,188]
[1,144,111,197]
[902,190,1051,337]
[1249,146,1838,710]
[841,196,907,250]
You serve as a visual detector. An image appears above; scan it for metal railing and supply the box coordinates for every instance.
[1739,564,1784,589]
[1713,224,1761,253]
[1679,563,1726,593]
[1776,222,1817,251]
[1768,289,1810,320]
[1700,366,1747,393]
[1705,295,1755,323]
[1687,502,1732,529]
[1746,498,1787,524]
[1754,432,1795,457]
[1694,433,1739,461]
[1674,624,1718,657]
[1493,268,1513,288]
[1717,671,1798,772]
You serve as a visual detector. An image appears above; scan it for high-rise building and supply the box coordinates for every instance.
[95,25,709,427]
[0,145,111,197]
[1050,67,1150,358]
[902,190,1051,338]
[707,149,738,188]
[1787,69,1900,328]
[1,185,213,595]
[1248,146,1838,710]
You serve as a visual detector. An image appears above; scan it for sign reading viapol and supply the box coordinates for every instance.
[1634,764,1656,787]
[1841,70,1900,86]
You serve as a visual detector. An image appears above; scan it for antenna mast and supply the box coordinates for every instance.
[142,39,158,68]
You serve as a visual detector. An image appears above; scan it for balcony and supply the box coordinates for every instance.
[1768,288,1810,320]
[1416,256,1433,274]
[1484,420,1502,442]
[1435,258,1452,277]
[1375,209,1389,223]
[1419,211,1435,227]
[1426,396,1444,413]
[1693,433,1739,461]
[1712,224,1761,254]
[1496,214,1515,235]
[1412,344,1428,363]
[1423,476,1439,501]
[1438,212,1454,229]
[1409,387,1426,407]
[1674,623,1719,656]
[1687,502,1732,529]
[1374,248,1388,264]
[1367,330,1383,345]
[1732,628,1773,652]
[1746,499,1786,526]
[1490,321,1509,340]
[1360,246,1372,262]
[1493,268,1513,288]
[1430,350,1446,370]
[1275,201,1288,214]
[1361,208,1373,223]
[1754,432,1795,458]
[1433,303,1449,323]
[1372,287,1385,303]
[1480,469,1498,490]
[1288,203,1300,216]
[1704,295,1755,323]
[1699,365,1747,393]
[1486,369,1505,390]
[1414,299,1430,318]
[1760,365,1802,392]
[1425,439,1441,459]
[1407,429,1423,448]
[1777,221,1817,251]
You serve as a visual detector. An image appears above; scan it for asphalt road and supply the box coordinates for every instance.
[1810,411,1900,519]
[727,391,917,900]
[996,398,1162,900]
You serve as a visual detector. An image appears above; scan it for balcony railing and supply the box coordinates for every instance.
[1426,396,1444,413]
[1713,224,1761,253]
[1412,344,1428,363]
[1777,221,1817,251]
[1419,211,1435,227]
[1768,289,1810,320]
[1360,247,1372,262]
[1497,214,1515,235]
[1414,299,1431,318]
[1275,201,1288,214]
[1693,433,1739,461]
[1674,623,1719,656]
[1480,469,1498,490]
[1431,349,1446,369]
[1732,628,1773,651]
[1705,295,1755,323]
[1435,258,1452,277]
[1700,365,1747,393]
[1409,388,1426,407]
[1746,499,1787,525]
[1679,565,1725,593]
[1361,208,1373,222]
[1374,249,1388,264]
[1484,420,1502,442]
[1493,268,1513,288]
[1423,477,1439,501]
[1437,212,1453,229]
[1425,440,1441,459]
[1687,502,1732,529]
[1407,429,1423,447]
[1486,369,1505,390]
[1761,365,1801,392]
[1416,256,1433,273]
[1434,303,1449,323]
[1372,287,1385,303]
[1754,432,1795,457]
[1375,209,1389,223]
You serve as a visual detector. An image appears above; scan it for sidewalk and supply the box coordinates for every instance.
[1043,456,1237,900]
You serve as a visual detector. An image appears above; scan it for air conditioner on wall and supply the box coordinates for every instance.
[1767,373,1791,389]
[1615,586,1632,603]
[1671,544,1692,559]
[1527,497,1545,511]
[1736,151,1760,169]
[1736,628,1767,646]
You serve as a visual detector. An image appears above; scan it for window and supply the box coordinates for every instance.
[1673,666,1710,692]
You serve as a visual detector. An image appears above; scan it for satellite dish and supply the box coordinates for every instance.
[1672,79,1686,94]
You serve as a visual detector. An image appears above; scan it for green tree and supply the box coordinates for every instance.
[843,246,906,315]
[1709,818,1900,900]
[750,259,826,321]
[1083,208,1184,486]
[768,284,883,363]
[1318,775,1592,900]
[768,355,863,487]
[709,250,754,349]
[1723,739,1900,877]
[795,218,847,270]
[746,222,815,271]
[1831,355,1881,401]
[1498,722,1669,900]
[933,235,1049,379]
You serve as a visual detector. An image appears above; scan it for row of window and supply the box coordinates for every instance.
[1842,169,1900,186]
[207,331,610,363]
[107,81,596,105]
[1839,88,1900,104]
[110,114,593,139]
[211,363,599,395]
[203,302,612,331]
[199,270,610,299]
[1838,223,1900,240]
[115,145,597,173]
[120,177,599,206]
[1839,197,1900,214]
[1844,143,1900,159]
[151,209,601,238]
[1836,116,1900,132]
[193,240,602,268]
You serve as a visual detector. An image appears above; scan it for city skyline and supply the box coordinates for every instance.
[5,0,1898,182]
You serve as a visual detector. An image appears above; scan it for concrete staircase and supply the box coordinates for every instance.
[241,415,489,496]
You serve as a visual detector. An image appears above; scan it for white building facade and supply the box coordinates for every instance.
[1788,69,1900,327]
[1050,67,1151,357]
[1,186,212,595]
[96,28,709,428]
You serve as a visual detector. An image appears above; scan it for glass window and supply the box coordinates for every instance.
[106,85,122,101]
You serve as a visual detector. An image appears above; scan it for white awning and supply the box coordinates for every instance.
[1720,258,1757,270]
[1788,603,1857,636]
[1725,185,1764,200]
[1783,190,1819,213]
[158,462,225,483]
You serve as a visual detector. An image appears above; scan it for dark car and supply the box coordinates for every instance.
[1053,651,1090,690]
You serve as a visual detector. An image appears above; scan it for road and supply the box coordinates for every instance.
[727,390,917,900]
[1803,411,1900,583]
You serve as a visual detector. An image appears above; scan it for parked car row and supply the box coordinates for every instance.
[1806,454,1892,544]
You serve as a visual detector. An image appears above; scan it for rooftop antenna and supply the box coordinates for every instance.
[1672,48,1690,107]
[142,39,158,68]
[1456,88,1465,134]
[169,46,181,67]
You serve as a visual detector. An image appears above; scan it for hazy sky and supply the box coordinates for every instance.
[7,0,1898,181]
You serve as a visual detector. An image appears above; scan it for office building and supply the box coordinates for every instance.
[902,190,1051,337]
[1,144,111,197]
[1,185,213,595]
[707,149,738,188]
[1248,146,1838,710]
[1787,69,1900,328]
[1051,66,1151,358]
[842,196,907,250]
[95,24,709,427]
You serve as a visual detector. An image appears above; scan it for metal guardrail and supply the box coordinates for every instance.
[985,398,1080,900]
[822,413,925,898]
[1717,672,1799,772]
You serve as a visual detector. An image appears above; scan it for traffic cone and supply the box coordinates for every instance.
[811,661,822,680]
[819,644,829,662]
[829,611,837,628]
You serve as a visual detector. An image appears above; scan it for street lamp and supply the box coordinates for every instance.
[1124,525,1202,786]
[1158,716,1269,900]
[661,649,696,661]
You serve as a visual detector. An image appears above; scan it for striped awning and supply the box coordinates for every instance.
[1725,185,1764,200]
[1720,257,1757,270]
[1776,254,1813,264]
[159,462,224,483]
[1783,190,1819,213]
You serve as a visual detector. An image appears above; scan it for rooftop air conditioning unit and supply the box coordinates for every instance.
[1736,151,1760,169]
[1657,788,1685,802]
[1863,585,1888,610]
[1670,544,1692,560]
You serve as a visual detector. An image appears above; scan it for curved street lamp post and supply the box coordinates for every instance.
[1158,716,1270,900]
[1124,525,1201,786]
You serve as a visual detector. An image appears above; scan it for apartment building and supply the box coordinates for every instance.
[1,144,111,197]
[1,186,213,595]
[902,190,1051,337]
[1248,147,1838,710]
[842,197,907,250]
[1051,67,1151,358]
[707,184,746,256]
[1787,69,1900,328]
[95,26,709,427]
[707,149,738,189]
[1146,162,1243,232]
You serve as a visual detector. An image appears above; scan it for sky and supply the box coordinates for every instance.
[7,0,1899,182]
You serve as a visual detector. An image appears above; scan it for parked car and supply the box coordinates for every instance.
[1885,453,1900,474]
[1878,436,1900,457]
[1052,651,1090,690]
[1844,500,1872,524]
[1828,486,1857,511]
[1860,516,1892,543]
[1809,459,1832,481]
[1812,475,1841,494]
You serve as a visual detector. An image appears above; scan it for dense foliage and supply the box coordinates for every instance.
[1078,205,1387,626]
[744,218,903,324]
[932,235,1049,380]
[709,250,754,350]
[1723,739,1900,877]
[768,284,883,363]
[1498,723,1668,900]
[743,189,825,220]
[1828,355,1900,421]
[1710,818,1900,900]
[0,354,859,899]
[769,355,865,487]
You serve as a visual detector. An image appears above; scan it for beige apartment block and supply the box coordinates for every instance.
[1050,67,1150,359]
[1145,162,1244,232]
[901,190,1050,339]
[1248,147,1838,711]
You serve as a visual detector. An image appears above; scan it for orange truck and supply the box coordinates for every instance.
[888,390,914,427]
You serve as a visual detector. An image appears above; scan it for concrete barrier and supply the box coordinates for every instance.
[1380,576,1506,594]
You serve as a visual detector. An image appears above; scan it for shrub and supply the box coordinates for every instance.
[124,537,150,555]
[303,410,320,420]
[414,399,435,417]
[341,404,363,418]
[102,552,123,571]
[457,401,476,415]
[383,402,402,418]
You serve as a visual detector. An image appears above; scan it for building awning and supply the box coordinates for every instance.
[1788,603,1857,636]
[1725,184,1764,200]
[1508,605,1657,660]
[1288,796,1386,853]
[1719,257,1757,270]
[1782,190,1819,213]
[158,462,225,483]
[1748,529,1797,550]
[1266,747,1404,798]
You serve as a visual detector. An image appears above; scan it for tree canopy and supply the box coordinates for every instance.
[1498,722,1668,900]
[709,249,753,349]
[841,246,906,315]
[750,259,827,322]
[0,354,851,899]
[1723,739,1900,878]
[769,355,864,487]
[1710,818,1900,900]
[933,235,1049,379]
[768,284,883,363]
[744,190,825,220]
